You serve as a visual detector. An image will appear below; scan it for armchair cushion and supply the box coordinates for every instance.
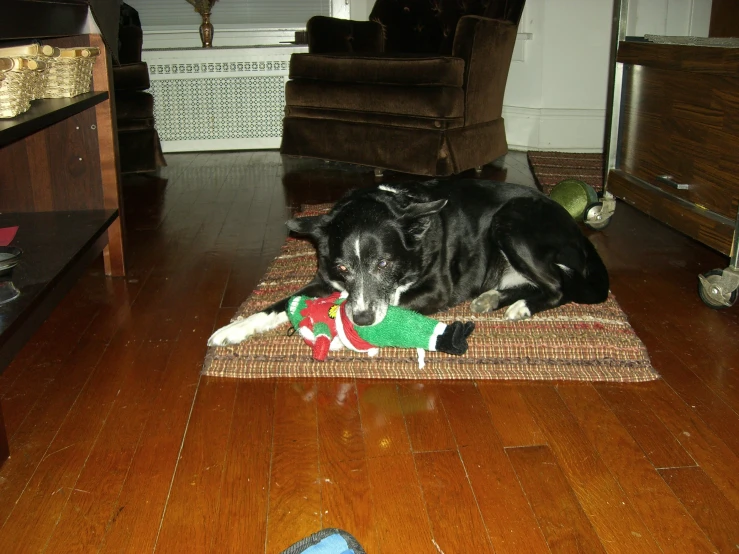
[286,81,464,119]
[289,53,464,87]
[307,16,384,54]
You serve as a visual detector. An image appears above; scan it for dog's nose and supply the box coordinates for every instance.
[351,310,376,327]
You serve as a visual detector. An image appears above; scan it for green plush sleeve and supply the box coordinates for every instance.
[356,306,445,350]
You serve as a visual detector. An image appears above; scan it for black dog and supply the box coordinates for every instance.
[207,179,609,347]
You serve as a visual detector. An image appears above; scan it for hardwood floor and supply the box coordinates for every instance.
[1,150,738,553]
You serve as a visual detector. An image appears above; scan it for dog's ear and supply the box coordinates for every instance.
[286,215,323,237]
[399,199,447,245]
[402,199,448,220]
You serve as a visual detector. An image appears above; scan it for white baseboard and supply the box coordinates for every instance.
[503,106,606,153]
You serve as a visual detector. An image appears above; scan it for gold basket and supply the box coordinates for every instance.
[0,57,47,119]
[40,47,100,98]
[0,44,100,114]
[0,44,57,100]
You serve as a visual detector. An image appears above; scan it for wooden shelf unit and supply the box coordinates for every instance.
[0,0,126,465]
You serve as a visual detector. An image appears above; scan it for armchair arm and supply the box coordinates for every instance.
[307,16,384,54]
[452,16,518,126]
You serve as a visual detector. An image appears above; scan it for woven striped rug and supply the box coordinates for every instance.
[527,151,604,195]
[202,205,656,382]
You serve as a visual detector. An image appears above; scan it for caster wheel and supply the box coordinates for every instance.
[698,269,738,309]
[584,201,612,230]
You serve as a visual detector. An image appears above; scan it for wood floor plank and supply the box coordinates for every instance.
[153,376,238,554]
[659,466,739,553]
[519,384,662,553]
[209,381,275,554]
[627,325,739,459]
[415,450,495,553]
[603,234,739,417]
[317,381,378,553]
[558,383,717,552]
[265,381,321,554]
[437,383,552,553]
[595,383,696,470]
[0,270,105,394]
[397,383,456,453]
[356,382,411,458]
[365,452,436,554]
[477,383,546,448]
[84,269,145,344]
[1,300,99,438]
[507,445,607,554]
[45,340,175,553]
[96,327,210,554]
[0,337,108,527]
[99,253,236,553]
[0,335,147,553]
[636,381,739,511]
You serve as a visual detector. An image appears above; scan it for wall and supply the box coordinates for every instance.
[495,0,610,152]
[502,0,711,152]
[626,0,711,36]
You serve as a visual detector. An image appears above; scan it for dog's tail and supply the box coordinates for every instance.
[558,239,609,305]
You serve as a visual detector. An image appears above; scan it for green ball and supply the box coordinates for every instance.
[548,179,599,220]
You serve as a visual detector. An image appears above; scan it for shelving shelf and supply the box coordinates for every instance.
[0,0,125,465]
[0,92,108,147]
[0,210,118,369]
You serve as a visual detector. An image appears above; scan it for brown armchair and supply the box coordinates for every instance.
[114,2,166,174]
[280,0,525,177]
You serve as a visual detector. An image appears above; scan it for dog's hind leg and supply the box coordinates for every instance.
[207,278,334,346]
[471,290,502,313]
[472,244,568,320]
[472,284,564,320]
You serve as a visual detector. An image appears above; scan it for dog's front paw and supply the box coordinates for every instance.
[208,322,248,346]
[207,311,288,346]
[505,300,531,321]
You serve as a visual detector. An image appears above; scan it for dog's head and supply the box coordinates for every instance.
[287,185,447,327]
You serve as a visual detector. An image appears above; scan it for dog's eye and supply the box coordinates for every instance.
[378,260,388,269]
[337,264,349,273]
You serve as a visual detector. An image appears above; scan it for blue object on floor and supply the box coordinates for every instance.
[280,528,365,554]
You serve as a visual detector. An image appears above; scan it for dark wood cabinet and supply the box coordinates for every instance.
[606,40,739,257]
[0,0,126,465]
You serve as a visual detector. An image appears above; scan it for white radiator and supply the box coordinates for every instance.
[142,45,307,153]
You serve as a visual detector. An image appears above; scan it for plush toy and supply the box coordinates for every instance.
[287,292,474,368]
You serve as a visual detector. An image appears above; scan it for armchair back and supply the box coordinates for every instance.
[369,0,524,54]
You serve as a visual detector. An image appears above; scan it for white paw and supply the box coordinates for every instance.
[505,300,531,321]
[207,311,288,346]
